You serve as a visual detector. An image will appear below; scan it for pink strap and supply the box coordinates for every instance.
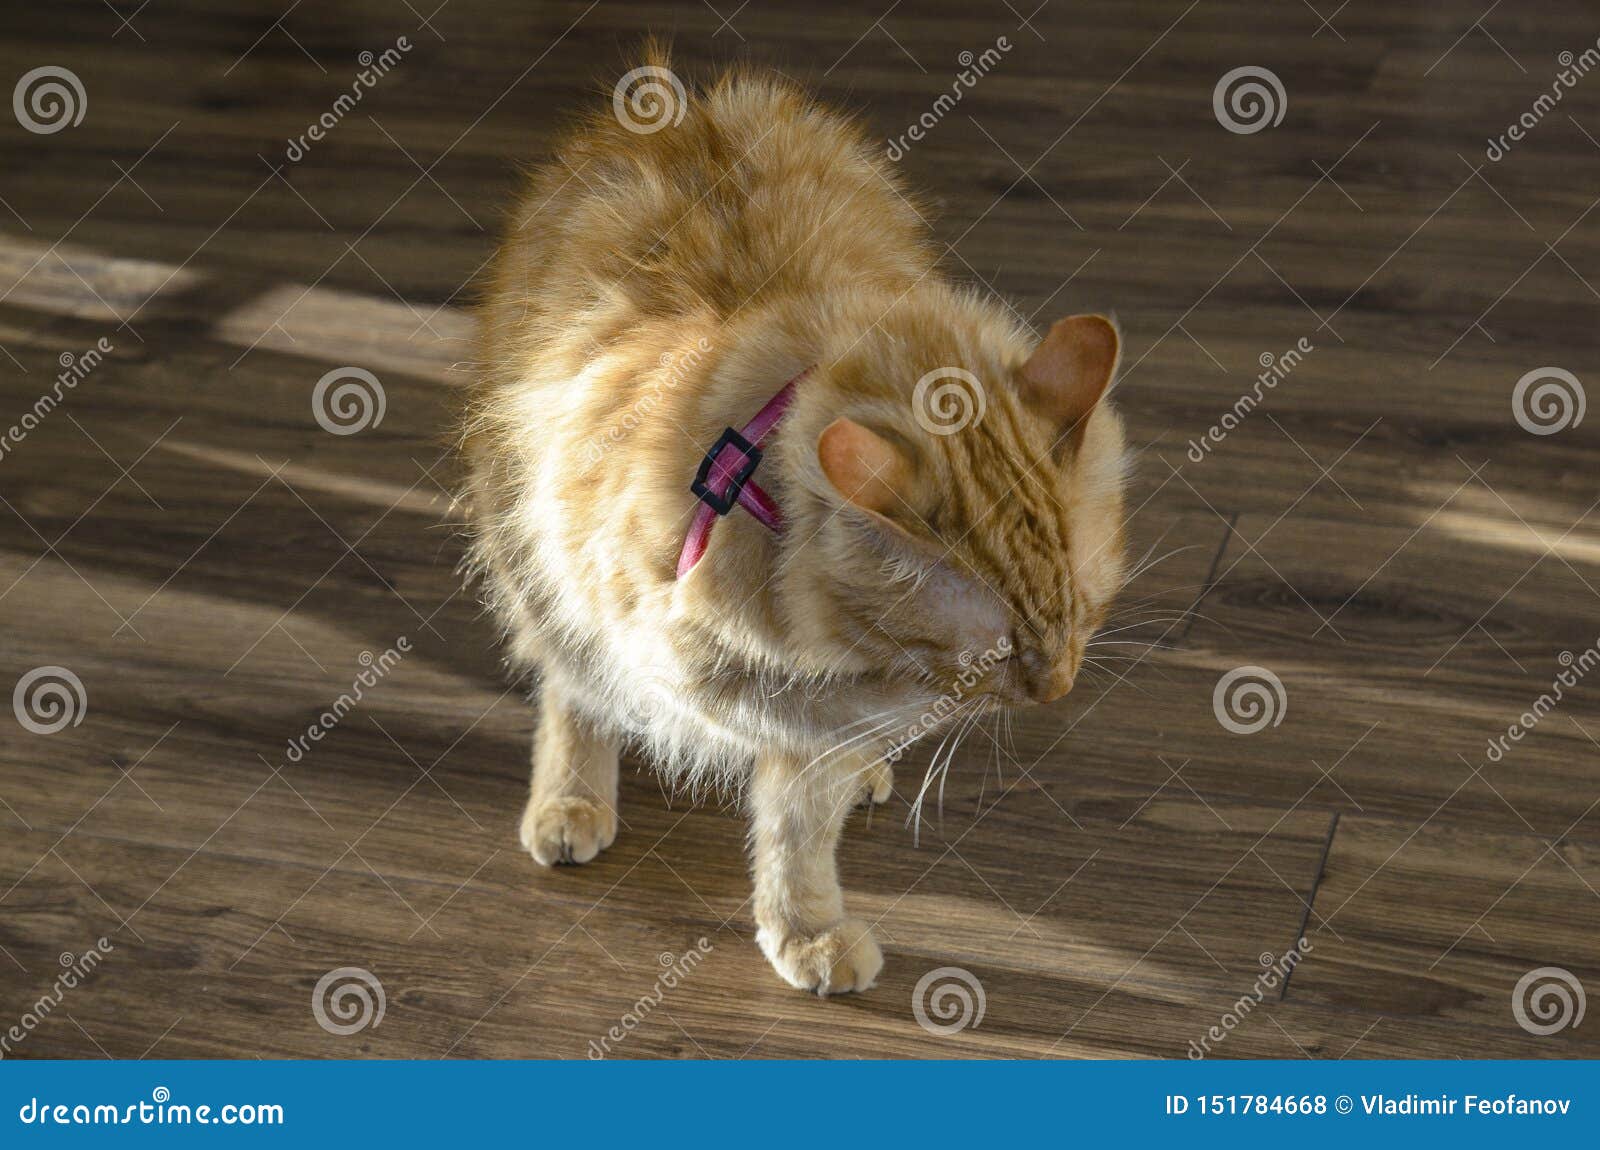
[676,367,810,579]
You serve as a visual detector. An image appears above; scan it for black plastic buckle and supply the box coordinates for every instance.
[691,427,763,516]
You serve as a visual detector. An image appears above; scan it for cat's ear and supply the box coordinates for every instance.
[1019,314,1120,438]
[817,417,911,518]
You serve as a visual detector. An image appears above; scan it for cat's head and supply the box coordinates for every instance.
[783,305,1127,711]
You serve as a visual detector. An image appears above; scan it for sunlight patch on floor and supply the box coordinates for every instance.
[156,437,448,519]
[214,281,472,385]
[0,233,472,385]
[0,233,201,321]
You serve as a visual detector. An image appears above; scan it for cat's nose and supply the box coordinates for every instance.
[1019,649,1075,703]
[1029,664,1075,704]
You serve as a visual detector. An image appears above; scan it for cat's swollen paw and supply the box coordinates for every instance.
[757,918,883,996]
[520,795,617,866]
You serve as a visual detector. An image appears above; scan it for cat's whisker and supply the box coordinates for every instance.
[1077,657,1158,696]
[1119,541,1205,590]
[1102,600,1238,636]
[949,701,991,817]
[777,705,923,805]
[1109,597,1195,639]
[1118,524,1178,584]
[1086,640,1182,652]
[1114,580,1216,605]
[1107,594,1213,621]
[980,713,1001,809]
[1099,607,1191,631]
[937,702,985,825]
[1121,533,1196,569]
[790,710,908,783]
[1090,616,1194,639]
[909,699,981,847]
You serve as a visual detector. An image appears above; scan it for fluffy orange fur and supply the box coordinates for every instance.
[457,46,1128,994]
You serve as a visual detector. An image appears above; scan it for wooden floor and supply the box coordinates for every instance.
[2,0,1598,1059]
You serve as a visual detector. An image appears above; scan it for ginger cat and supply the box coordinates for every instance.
[458,47,1127,995]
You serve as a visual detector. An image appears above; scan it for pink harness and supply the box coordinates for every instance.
[676,367,810,578]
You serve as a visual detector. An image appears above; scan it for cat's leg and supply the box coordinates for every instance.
[519,674,621,866]
[750,750,883,995]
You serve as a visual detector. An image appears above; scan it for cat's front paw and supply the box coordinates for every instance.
[857,759,893,806]
[756,917,882,996]
[520,795,617,865]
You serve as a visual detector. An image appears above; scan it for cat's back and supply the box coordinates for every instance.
[483,51,931,349]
